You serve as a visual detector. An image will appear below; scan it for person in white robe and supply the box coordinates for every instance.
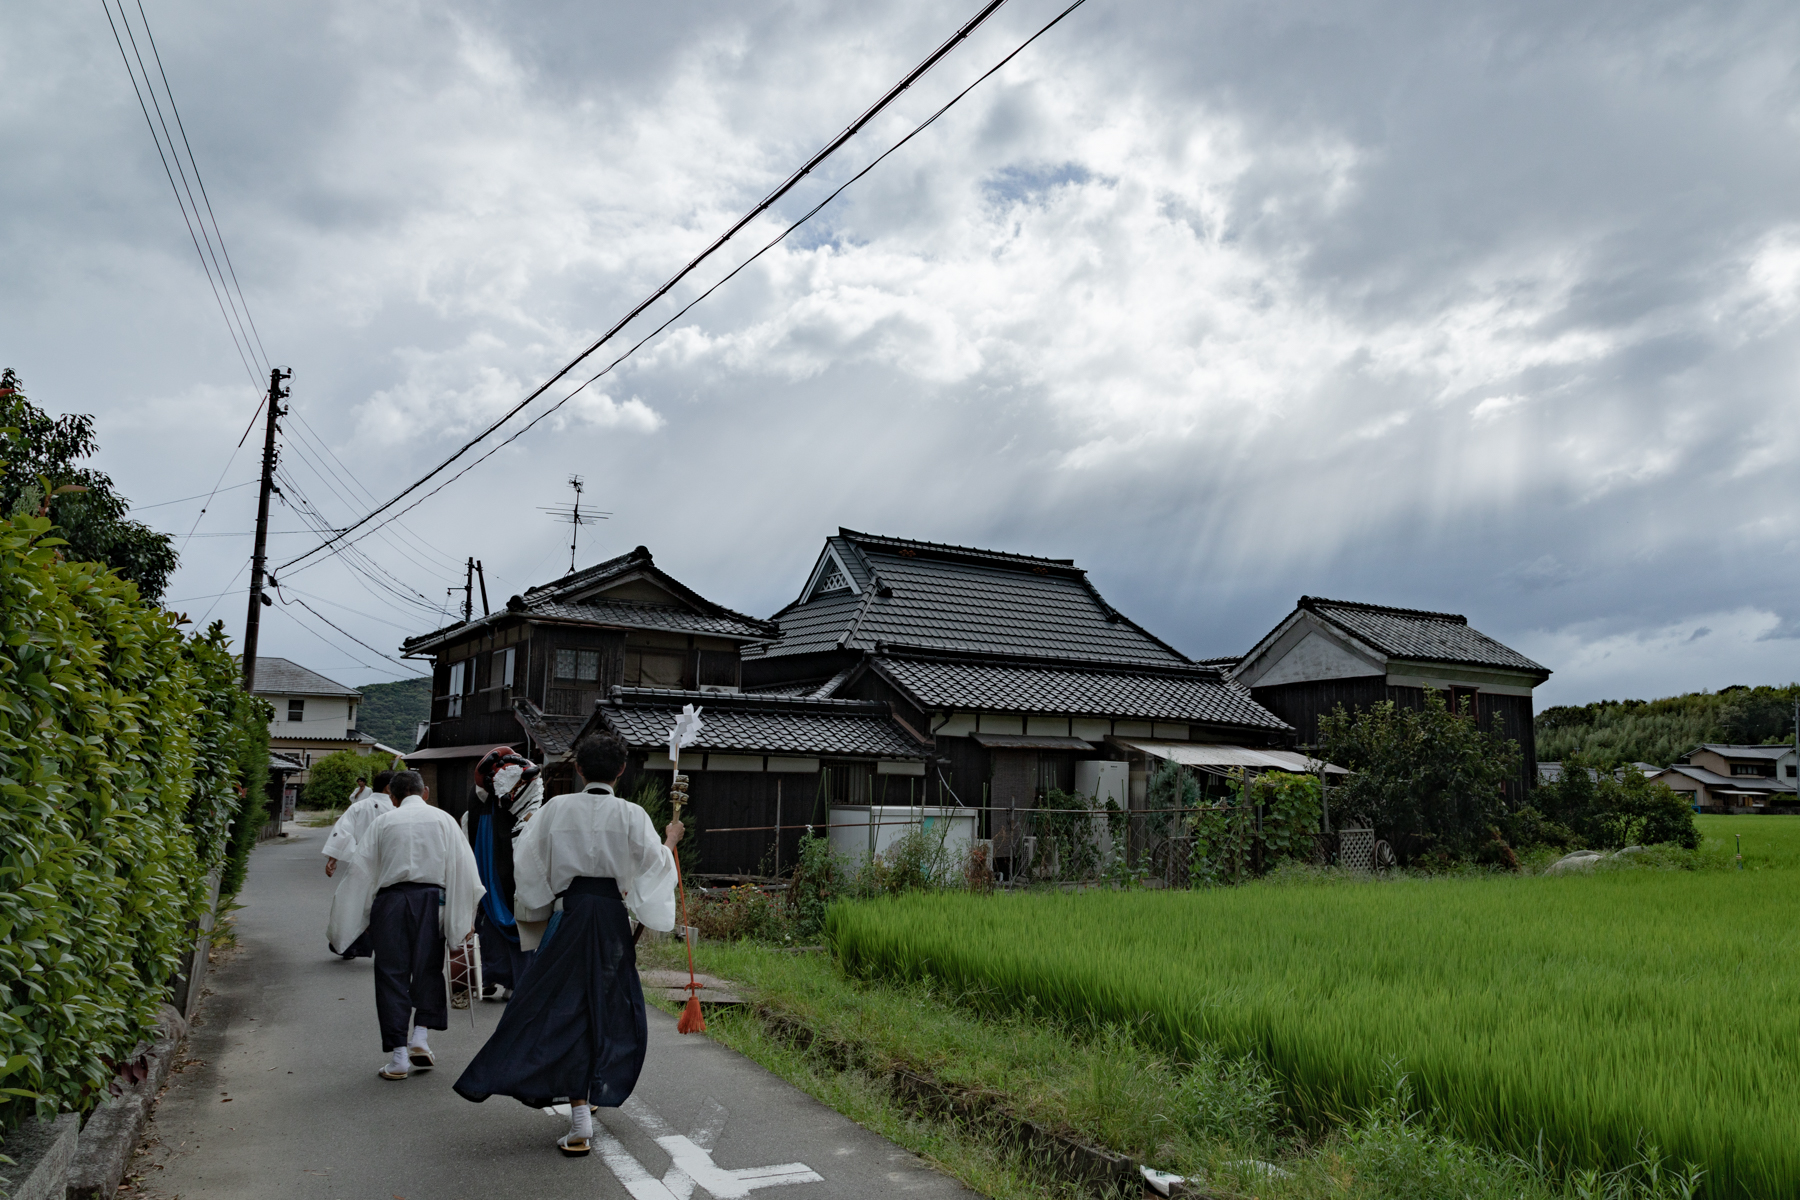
[327,769,485,1080]
[322,770,395,873]
[454,731,681,1156]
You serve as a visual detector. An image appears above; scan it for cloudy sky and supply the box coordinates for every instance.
[4,0,1797,706]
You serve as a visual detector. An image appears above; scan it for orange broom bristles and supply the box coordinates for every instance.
[677,990,706,1034]
[672,838,706,1035]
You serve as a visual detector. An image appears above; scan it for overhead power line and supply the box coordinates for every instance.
[101,0,277,554]
[279,0,1015,576]
[288,0,1090,568]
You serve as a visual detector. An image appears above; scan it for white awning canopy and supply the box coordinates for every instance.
[1114,739,1349,776]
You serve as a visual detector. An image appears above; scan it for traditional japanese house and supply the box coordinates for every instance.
[740,530,1293,874]
[398,546,775,818]
[1229,596,1551,795]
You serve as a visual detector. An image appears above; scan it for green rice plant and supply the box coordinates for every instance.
[828,870,1800,1198]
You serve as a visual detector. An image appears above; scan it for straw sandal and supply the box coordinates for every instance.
[407,1046,435,1070]
[378,1066,408,1081]
[557,1134,591,1158]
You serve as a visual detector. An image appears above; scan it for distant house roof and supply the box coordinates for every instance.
[250,657,361,698]
[1296,597,1548,673]
[863,654,1291,731]
[402,545,775,655]
[1681,743,1796,761]
[1655,764,1796,794]
[270,751,306,773]
[746,528,1189,667]
[576,688,930,761]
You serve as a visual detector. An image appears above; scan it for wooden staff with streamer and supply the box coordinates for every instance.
[666,705,706,1034]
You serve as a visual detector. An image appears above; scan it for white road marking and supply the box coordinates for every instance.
[547,1094,822,1197]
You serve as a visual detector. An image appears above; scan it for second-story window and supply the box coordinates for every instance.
[288,698,305,723]
[448,660,466,717]
[554,648,601,682]
[1731,763,1768,777]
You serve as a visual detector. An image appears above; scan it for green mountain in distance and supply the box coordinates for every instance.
[355,676,431,751]
[1535,683,1800,768]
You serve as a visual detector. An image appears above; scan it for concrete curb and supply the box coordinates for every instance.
[65,1004,189,1200]
[1,1112,81,1200]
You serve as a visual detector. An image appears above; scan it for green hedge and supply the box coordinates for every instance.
[0,515,266,1133]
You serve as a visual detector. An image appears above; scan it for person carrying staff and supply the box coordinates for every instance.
[453,731,681,1156]
[462,747,545,999]
[328,770,484,1080]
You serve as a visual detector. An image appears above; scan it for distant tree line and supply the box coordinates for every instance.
[1536,684,1800,768]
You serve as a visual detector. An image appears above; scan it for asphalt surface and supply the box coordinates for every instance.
[140,824,974,1199]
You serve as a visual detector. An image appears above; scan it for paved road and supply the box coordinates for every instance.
[141,826,973,1200]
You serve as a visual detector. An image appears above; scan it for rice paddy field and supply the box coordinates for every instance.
[828,823,1800,1199]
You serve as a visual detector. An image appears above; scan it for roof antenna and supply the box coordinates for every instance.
[538,475,612,574]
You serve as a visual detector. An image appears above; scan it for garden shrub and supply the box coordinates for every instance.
[0,515,267,1134]
[303,748,395,812]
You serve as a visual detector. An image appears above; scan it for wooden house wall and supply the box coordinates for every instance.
[1254,676,1538,798]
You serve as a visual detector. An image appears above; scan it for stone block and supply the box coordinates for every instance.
[65,1093,147,1200]
[0,1113,79,1200]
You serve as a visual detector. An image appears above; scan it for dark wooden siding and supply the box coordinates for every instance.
[934,734,989,811]
[1254,676,1538,797]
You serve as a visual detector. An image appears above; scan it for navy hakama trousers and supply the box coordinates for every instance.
[453,876,647,1109]
[370,882,447,1051]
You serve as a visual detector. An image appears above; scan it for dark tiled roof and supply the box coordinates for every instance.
[531,599,770,639]
[1300,597,1549,674]
[747,529,1187,667]
[870,656,1291,730]
[249,657,361,698]
[583,688,929,760]
[402,545,774,654]
[512,699,587,758]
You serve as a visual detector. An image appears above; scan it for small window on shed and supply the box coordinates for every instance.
[287,698,305,722]
[555,648,601,682]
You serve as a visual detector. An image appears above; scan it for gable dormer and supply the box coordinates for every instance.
[800,544,862,604]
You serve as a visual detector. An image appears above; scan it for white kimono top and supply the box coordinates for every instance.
[512,784,678,933]
[321,789,390,861]
[327,796,485,953]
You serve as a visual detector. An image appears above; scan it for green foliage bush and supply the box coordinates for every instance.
[1319,689,1522,865]
[1532,763,1699,850]
[303,749,396,811]
[0,369,179,604]
[0,515,268,1134]
[1191,771,1324,885]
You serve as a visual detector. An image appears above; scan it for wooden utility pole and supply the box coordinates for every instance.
[462,557,475,622]
[241,367,291,691]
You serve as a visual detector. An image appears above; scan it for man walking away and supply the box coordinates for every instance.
[327,770,485,1080]
[453,732,681,1156]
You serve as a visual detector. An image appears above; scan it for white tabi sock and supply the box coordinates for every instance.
[569,1103,593,1141]
[409,1027,429,1051]
[387,1047,409,1075]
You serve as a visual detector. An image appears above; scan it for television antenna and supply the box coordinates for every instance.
[537,475,611,573]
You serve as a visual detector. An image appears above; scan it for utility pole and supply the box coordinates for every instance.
[462,557,475,622]
[475,560,490,616]
[242,367,291,692]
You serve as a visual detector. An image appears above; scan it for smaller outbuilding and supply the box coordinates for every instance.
[1230,597,1550,796]
[561,686,932,878]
